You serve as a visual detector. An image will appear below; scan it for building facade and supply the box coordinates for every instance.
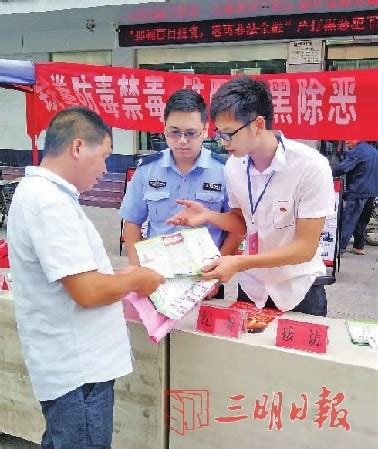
[0,0,377,171]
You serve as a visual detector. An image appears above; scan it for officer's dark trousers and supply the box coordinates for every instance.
[341,197,375,251]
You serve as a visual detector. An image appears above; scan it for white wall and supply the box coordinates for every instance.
[0,88,30,151]
[137,42,289,65]
[0,53,49,152]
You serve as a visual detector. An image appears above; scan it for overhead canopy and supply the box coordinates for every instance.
[0,59,35,85]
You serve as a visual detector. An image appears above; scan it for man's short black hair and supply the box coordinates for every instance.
[164,89,208,123]
[210,76,274,129]
[44,106,112,156]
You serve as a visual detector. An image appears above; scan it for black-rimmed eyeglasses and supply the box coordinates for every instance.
[214,116,264,142]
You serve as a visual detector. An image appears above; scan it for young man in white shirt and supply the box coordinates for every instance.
[7,107,164,448]
[168,76,335,316]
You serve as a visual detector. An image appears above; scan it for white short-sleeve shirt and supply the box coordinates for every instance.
[225,133,335,311]
[7,167,133,401]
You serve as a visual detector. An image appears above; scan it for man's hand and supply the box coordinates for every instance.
[166,199,210,227]
[61,266,165,308]
[201,256,241,283]
[133,267,165,297]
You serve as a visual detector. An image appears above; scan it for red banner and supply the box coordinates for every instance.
[28,62,378,140]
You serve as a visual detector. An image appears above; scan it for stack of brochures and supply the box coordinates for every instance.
[229,301,284,332]
[135,228,219,320]
[345,320,378,349]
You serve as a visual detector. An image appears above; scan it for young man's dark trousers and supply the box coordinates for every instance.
[238,283,327,317]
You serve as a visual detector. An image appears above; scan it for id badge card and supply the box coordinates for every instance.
[247,224,259,255]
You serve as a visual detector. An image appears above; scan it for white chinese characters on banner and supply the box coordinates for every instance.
[269,79,293,124]
[36,71,361,133]
[143,76,166,122]
[210,79,228,98]
[95,75,119,118]
[36,79,60,112]
[183,76,204,94]
[71,75,100,113]
[328,77,357,125]
[118,74,143,120]
[297,78,326,126]
[50,74,77,107]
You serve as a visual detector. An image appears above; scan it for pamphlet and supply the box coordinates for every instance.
[229,301,284,332]
[135,228,220,320]
[346,320,378,348]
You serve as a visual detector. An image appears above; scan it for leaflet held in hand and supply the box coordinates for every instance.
[135,228,220,320]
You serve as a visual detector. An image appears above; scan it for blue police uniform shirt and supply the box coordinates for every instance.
[119,147,230,247]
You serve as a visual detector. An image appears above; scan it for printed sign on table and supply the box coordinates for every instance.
[196,305,245,339]
[276,319,328,354]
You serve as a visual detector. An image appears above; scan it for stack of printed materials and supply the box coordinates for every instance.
[346,321,378,349]
[229,301,284,332]
[124,228,220,343]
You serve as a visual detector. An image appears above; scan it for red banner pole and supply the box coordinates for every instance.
[31,135,39,166]
[31,89,39,166]
[25,89,39,166]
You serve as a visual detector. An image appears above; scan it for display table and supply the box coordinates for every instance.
[1,291,377,449]
[0,291,167,449]
[169,300,378,449]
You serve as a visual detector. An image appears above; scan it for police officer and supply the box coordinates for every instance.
[119,88,243,271]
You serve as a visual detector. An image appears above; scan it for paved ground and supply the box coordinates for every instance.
[0,205,377,448]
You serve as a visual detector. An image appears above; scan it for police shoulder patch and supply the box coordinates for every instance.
[137,151,164,167]
[210,151,228,165]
